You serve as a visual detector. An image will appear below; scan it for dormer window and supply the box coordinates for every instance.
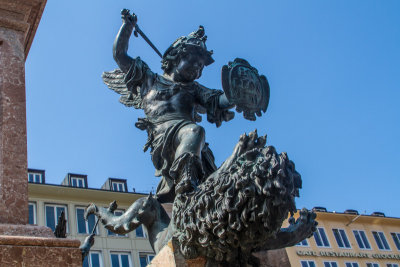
[27,169,45,184]
[112,181,125,192]
[101,178,128,192]
[62,173,88,188]
[28,173,42,183]
[71,176,85,188]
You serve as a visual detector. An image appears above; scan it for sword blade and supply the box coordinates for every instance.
[135,24,163,58]
[91,217,100,235]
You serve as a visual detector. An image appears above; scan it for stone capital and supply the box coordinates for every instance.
[0,0,47,58]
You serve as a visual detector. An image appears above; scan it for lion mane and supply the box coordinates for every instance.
[172,145,302,263]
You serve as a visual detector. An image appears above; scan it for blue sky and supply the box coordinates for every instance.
[26,1,400,217]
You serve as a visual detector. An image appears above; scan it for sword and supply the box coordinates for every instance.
[91,217,100,235]
[134,24,163,58]
[80,217,99,262]
[121,9,163,58]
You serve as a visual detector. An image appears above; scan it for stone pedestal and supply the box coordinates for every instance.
[148,240,291,267]
[0,1,82,266]
[254,249,291,267]
[148,240,207,267]
[0,235,82,267]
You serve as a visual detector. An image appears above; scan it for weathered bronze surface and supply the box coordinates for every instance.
[222,58,270,121]
[86,9,317,266]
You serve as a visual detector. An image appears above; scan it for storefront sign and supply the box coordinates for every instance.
[296,250,400,260]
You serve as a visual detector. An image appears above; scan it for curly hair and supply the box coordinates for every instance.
[161,47,181,74]
[161,44,213,74]
[172,146,301,263]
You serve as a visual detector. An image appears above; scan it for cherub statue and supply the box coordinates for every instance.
[85,9,317,266]
[103,9,239,203]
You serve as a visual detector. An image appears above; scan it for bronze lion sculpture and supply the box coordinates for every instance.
[85,131,317,266]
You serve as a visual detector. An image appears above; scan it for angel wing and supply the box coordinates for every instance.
[102,69,142,109]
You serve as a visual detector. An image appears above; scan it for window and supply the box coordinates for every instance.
[366,263,379,267]
[333,228,351,248]
[301,261,316,267]
[324,262,338,267]
[345,263,359,267]
[76,207,98,234]
[28,202,36,225]
[314,227,330,247]
[353,230,371,249]
[28,172,43,183]
[386,264,399,267]
[296,239,308,247]
[108,210,127,237]
[112,181,125,192]
[71,176,85,188]
[136,225,146,238]
[391,232,400,250]
[83,251,103,267]
[296,239,309,246]
[45,204,67,232]
[110,252,131,267]
[372,231,391,250]
[139,253,155,267]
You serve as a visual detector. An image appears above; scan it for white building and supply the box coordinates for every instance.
[28,168,155,267]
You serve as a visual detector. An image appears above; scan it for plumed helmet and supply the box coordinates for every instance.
[162,25,214,66]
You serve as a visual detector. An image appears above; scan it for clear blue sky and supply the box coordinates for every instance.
[26,1,400,217]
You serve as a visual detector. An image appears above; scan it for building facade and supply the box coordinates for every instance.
[28,169,400,267]
[28,169,155,267]
[286,208,400,267]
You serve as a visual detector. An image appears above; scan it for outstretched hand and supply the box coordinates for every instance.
[121,9,137,26]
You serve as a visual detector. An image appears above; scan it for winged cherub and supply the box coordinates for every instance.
[103,10,235,203]
[88,10,316,265]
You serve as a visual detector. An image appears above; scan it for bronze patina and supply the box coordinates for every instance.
[83,9,317,267]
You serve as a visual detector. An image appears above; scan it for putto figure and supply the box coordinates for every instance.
[85,9,317,267]
[103,9,236,203]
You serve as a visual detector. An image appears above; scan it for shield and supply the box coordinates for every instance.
[221,58,270,121]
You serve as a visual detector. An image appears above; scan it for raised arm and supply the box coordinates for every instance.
[113,9,137,73]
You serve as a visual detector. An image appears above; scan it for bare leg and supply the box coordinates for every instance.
[174,124,205,159]
[171,124,205,194]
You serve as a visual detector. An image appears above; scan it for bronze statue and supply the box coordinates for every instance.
[85,9,317,267]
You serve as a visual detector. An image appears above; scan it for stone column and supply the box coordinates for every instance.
[0,2,29,225]
[0,1,82,265]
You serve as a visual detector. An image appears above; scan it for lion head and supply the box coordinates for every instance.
[172,145,301,263]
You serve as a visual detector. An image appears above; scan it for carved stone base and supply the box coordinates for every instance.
[253,249,292,267]
[0,223,54,237]
[148,240,207,267]
[0,233,82,267]
[148,240,292,267]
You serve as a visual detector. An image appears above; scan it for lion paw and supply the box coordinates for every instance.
[237,130,267,156]
[291,208,318,238]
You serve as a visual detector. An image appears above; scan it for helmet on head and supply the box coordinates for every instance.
[162,26,214,68]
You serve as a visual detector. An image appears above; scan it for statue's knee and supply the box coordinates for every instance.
[189,125,205,140]
[176,124,205,151]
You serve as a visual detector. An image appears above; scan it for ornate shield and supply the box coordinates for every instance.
[221,58,270,121]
